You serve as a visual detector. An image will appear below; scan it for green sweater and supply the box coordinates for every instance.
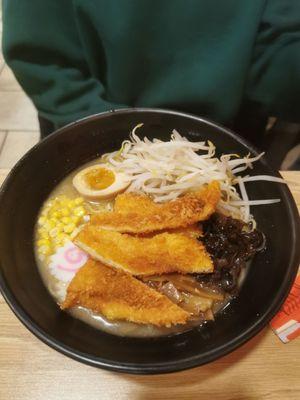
[2,0,300,129]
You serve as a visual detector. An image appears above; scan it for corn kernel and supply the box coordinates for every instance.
[61,216,71,224]
[40,231,49,239]
[57,233,68,241]
[49,210,59,219]
[37,239,51,246]
[53,210,60,218]
[63,223,76,233]
[49,228,59,238]
[37,194,87,257]
[55,222,64,231]
[39,245,51,255]
[74,197,84,205]
[38,216,46,226]
[71,215,81,225]
[48,220,57,229]
[61,208,70,217]
[73,207,85,217]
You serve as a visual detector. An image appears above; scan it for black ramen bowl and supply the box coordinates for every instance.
[0,109,299,374]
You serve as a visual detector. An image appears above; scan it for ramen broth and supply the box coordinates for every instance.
[34,128,269,337]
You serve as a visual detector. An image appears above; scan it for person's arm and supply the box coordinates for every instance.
[245,0,300,122]
[2,0,124,129]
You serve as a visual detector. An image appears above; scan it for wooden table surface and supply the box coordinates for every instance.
[0,169,299,400]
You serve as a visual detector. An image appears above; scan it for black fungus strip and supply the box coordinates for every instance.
[199,213,265,293]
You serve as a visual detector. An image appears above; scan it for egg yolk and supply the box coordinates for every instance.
[84,168,115,190]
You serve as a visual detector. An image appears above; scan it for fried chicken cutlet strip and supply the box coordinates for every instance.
[136,224,203,239]
[74,225,213,275]
[114,191,156,213]
[156,224,203,238]
[114,193,204,237]
[61,259,189,327]
[91,181,220,234]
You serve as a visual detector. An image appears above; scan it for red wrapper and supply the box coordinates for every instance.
[270,274,300,343]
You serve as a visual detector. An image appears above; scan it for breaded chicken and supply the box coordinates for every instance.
[135,224,203,239]
[115,192,203,237]
[74,225,213,275]
[114,191,156,213]
[165,224,203,238]
[61,259,189,327]
[91,181,220,234]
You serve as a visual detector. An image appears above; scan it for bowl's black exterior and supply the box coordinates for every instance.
[0,108,299,374]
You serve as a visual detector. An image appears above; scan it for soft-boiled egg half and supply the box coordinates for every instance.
[72,165,130,200]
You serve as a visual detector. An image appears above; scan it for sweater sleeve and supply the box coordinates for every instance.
[2,0,124,128]
[245,0,300,122]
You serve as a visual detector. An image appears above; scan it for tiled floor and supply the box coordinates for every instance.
[0,65,39,168]
[0,62,39,168]
[0,6,39,169]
